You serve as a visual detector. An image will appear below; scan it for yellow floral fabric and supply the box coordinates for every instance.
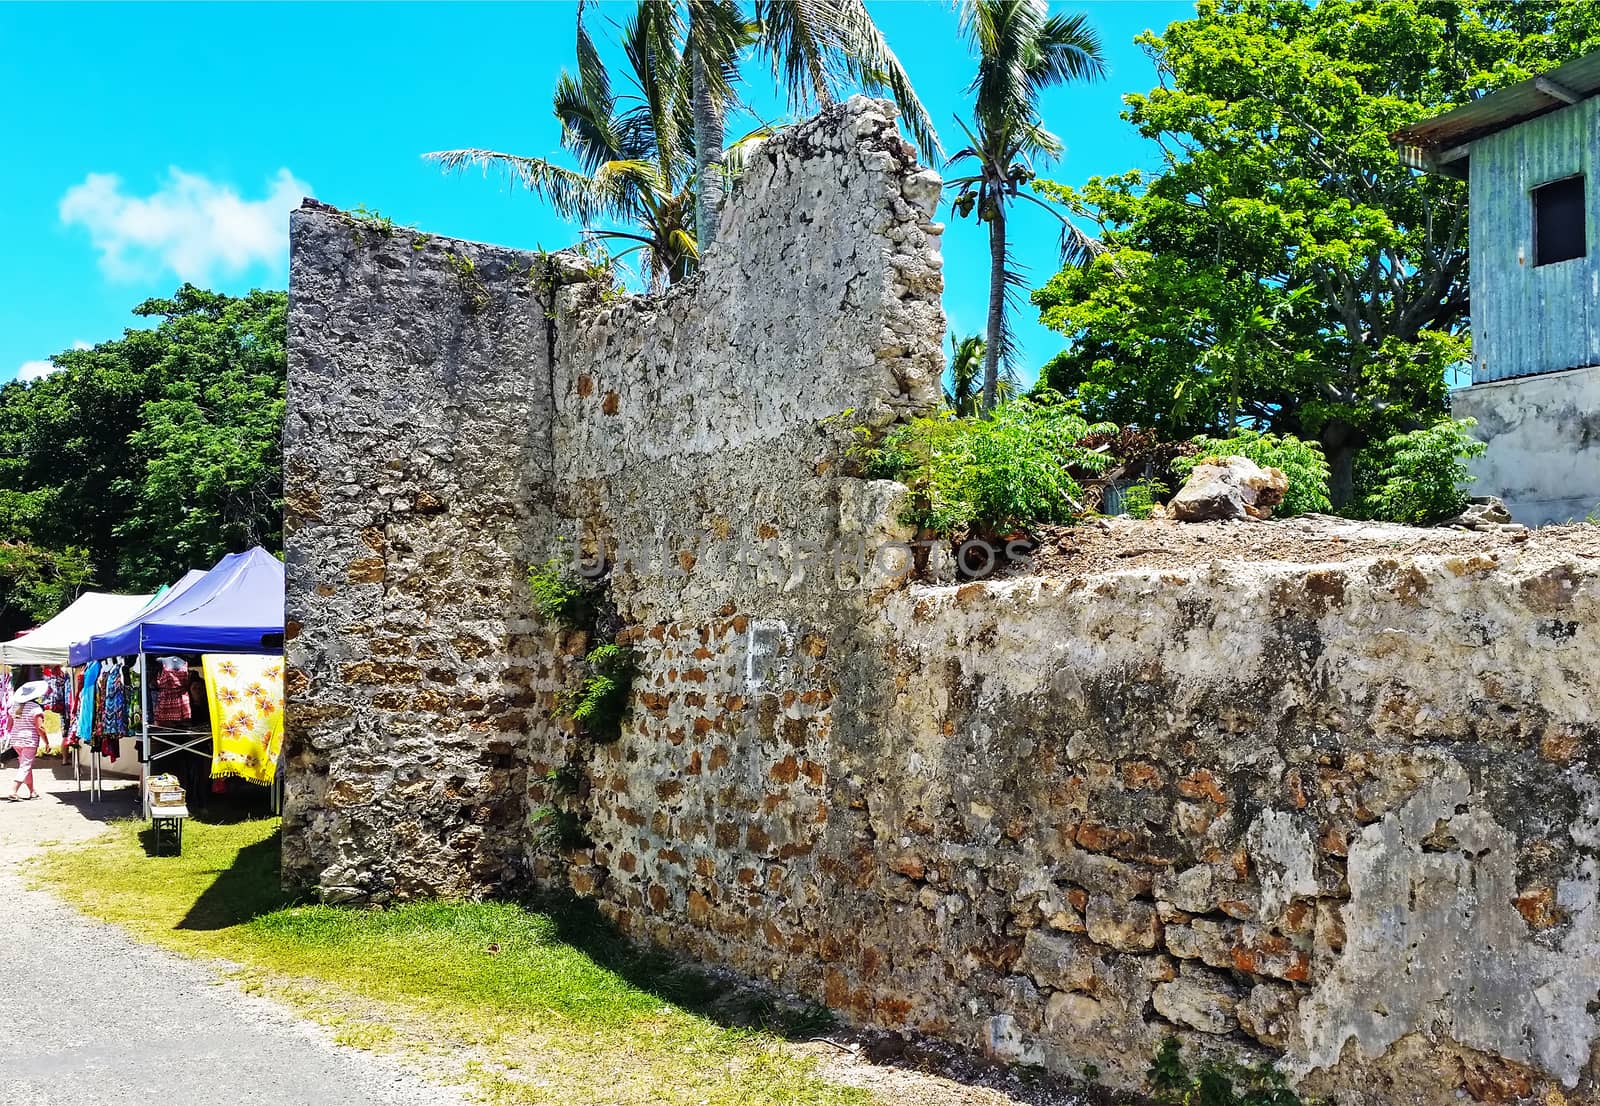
[203,654,284,784]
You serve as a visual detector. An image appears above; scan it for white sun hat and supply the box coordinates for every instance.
[12,681,49,705]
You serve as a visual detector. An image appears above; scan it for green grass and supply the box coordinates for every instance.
[36,818,870,1106]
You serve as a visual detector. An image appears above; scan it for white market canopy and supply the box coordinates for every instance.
[0,591,156,666]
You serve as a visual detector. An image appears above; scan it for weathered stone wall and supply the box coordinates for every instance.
[860,551,1600,1103]
[283,98,943,900]
[285,98,1600,1104]
[282,203,565,899]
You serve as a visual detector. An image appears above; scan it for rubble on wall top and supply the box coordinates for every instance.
[1012,513,1600,580]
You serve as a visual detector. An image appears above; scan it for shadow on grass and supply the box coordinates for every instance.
[539,895,834,1038]
[173,828,291,931]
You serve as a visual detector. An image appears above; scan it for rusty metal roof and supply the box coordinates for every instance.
[1394,50,1600,175]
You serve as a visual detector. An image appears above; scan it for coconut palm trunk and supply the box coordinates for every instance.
[692,48,726,251]
[982,205,1008,412]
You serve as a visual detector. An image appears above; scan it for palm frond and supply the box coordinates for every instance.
[686,0,752,114]
[947,333,987,414]
[554,73,624,172]
[1033,11,1107,86]
[424,149,628,225]
[755,0,843,110]
[623,0,690,171]
[964,0,1048,134]
[828,0,943,164]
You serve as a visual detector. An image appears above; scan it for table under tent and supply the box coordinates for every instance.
[70,548,287,818]
[0,590,156,795]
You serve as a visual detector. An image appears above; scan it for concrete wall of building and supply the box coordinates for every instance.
[1452,364,1600,524]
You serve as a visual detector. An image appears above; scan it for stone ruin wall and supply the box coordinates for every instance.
[283,98,1600,1105]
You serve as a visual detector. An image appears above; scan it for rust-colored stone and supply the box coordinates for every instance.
[1177,769,1228,805]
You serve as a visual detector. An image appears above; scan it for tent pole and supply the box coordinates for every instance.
[139,652,150,820]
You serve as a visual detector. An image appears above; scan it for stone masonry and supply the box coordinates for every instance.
[284,98,1600,1104]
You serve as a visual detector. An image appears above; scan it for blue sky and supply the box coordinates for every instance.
[0,0,1194,385]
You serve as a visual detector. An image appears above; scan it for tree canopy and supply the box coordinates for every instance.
[0,285,285,632]
[1030,0,1600,500]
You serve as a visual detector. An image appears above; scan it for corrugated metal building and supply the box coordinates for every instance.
[1397,52,1600,524]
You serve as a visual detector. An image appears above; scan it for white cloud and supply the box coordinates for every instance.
[17,360,59,383]
[72,340,91,350]
[60,167,311,283]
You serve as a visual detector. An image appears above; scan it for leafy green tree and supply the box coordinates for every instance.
[0,284,285,601]
[0,543,92,637]
[947,0,1106,412]
[1032,0,1600,502]
[1355,418,1486,525]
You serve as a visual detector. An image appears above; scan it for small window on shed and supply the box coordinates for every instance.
[1533,174,1587,266]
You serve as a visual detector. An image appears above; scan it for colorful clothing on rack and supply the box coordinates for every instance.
[154,660,192,723]
[203,655,283,786]
[97,662,128,758]
[76,661,101,746]
[59,669,82,748]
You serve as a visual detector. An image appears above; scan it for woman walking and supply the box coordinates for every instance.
[8,681,48,801]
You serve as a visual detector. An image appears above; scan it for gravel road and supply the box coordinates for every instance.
[0,761,467,1106]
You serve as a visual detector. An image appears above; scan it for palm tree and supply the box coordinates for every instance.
[428,3,700,290]
[947,0,1106,412]
[688,0,943,250]
[946,333,1019,415]
[946,333,986,415]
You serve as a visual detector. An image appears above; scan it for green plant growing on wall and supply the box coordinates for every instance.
[532,804,588,849]
[1148,1037,1302,1106]
[1354,418,1486,526]
[1170,430,1332,517]
[528,555,597,629]
[567,642,635,745]
[346,204,411,248]
[443,250,491,314]
[543,764,583,798]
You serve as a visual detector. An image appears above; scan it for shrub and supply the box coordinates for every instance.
[1148,1037,1302,1106]
[1170,430,1331,517]
[868,394,1114,536]
[1118,479,1168,520]
[1355,418,1486,525]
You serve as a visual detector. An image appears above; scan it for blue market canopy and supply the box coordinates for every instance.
[68,570,206,666]
[74,548,284,661]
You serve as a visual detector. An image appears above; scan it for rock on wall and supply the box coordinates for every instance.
[285,98,1600,1105]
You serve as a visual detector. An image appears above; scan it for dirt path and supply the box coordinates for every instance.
[0,761,468,1106]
